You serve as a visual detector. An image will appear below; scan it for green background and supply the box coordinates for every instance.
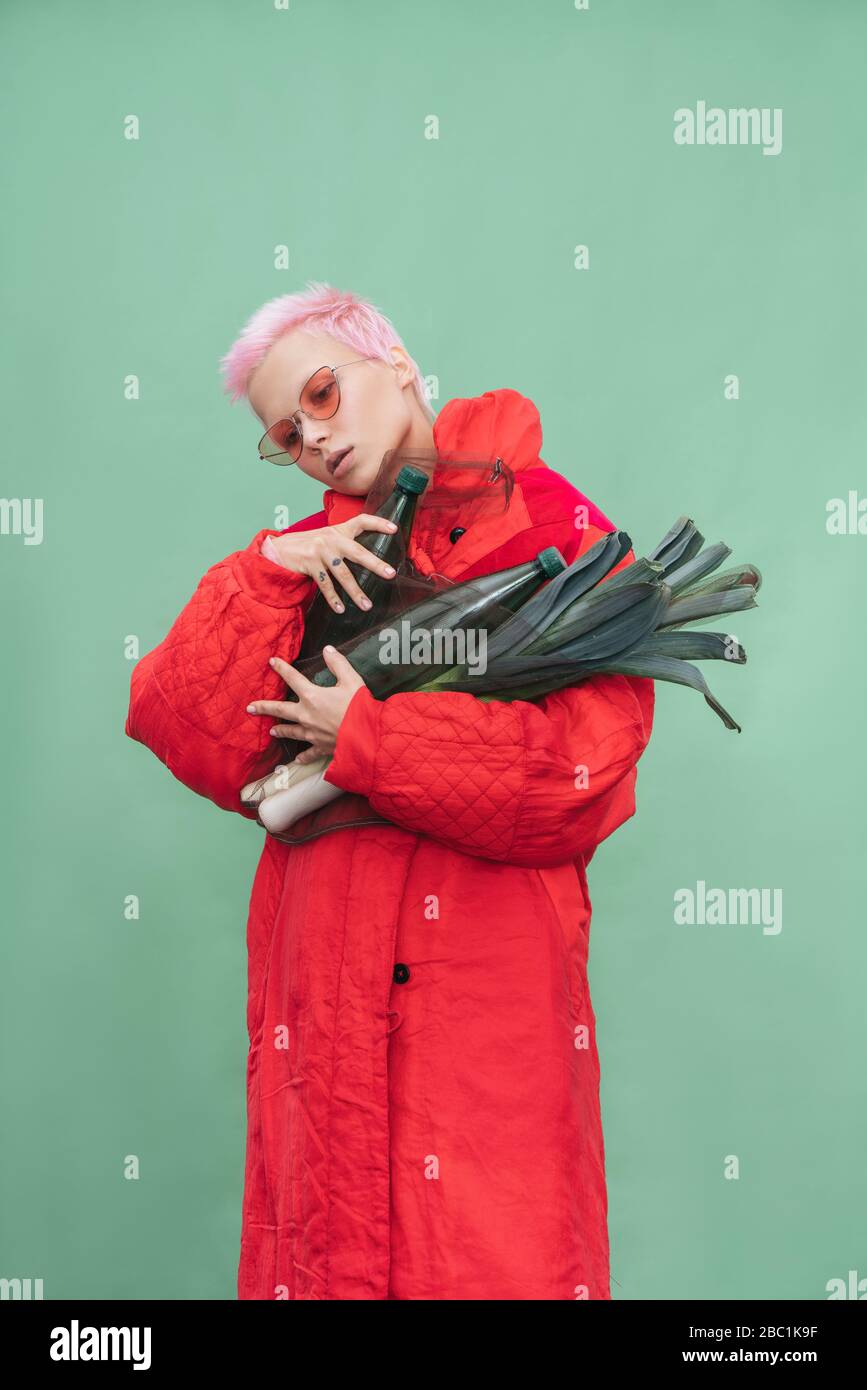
[2,0,864,1300]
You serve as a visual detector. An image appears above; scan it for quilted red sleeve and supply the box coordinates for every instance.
[125,528,315,819]
[322,671,655,867]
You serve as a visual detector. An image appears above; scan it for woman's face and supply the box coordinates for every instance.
[248,329,432,495]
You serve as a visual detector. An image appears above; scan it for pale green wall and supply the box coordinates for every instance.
[1,0,864,1299]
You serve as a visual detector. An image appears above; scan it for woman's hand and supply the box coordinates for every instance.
[246,647,366,763]
[270,514,399,613]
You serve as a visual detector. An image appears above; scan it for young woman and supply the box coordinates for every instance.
[125,281,655,1300]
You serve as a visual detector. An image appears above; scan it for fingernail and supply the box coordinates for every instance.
[324,644,335,653]
[335,602,345,611]
[385,566,396,575]
[268,657,276,665]
[247,704,257,713]
[362,598,372,609]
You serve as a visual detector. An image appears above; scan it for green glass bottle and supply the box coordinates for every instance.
[297,463,430,659]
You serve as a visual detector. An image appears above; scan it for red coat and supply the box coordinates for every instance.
[125,387,654,1300]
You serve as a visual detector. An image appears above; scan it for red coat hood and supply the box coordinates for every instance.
[319,388,551,579]
[321,388,545,513]
[429,386,545,476]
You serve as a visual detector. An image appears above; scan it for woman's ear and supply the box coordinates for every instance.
[388,345,415,390]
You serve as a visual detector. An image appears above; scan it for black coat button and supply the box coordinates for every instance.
[449,527,466,545]
[393,963,410,984]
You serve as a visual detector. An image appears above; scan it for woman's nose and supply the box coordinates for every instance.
[300,416,328,450]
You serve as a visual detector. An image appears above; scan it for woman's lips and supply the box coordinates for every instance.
[330,448,354,479]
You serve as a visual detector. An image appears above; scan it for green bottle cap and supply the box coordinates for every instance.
[537,546,566,578]
[396,465,430,495]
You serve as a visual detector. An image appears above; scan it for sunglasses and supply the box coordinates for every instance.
[257,358,376,465]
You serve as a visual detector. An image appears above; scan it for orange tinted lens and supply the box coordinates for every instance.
[301,367,340,417]
[262,419,301,461]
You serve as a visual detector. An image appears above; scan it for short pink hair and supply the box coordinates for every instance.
[219,279,434,422]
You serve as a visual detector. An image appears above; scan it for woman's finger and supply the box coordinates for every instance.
[311,560,348,613]
[247,698,304,719]
[321,644,363,687]
[315,547,374,612]
[302,552,347,613]
[268,655,315,695]
[346,537,399,581]
[321,557,373,611]
[346,514,400,537]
